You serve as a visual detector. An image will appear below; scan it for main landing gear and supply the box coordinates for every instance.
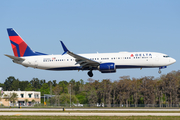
[88,70,93,77]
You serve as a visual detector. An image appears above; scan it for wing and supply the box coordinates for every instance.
[60,41,100,69]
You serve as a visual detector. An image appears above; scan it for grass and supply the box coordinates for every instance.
[0,116,180,120]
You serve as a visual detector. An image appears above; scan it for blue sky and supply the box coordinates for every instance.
[0,0,180,83]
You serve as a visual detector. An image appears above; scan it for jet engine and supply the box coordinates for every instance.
[98,63,116,73]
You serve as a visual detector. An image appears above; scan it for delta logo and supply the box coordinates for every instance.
[52,57,56,60]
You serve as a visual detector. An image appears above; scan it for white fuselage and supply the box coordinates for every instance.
[14,52,176,71]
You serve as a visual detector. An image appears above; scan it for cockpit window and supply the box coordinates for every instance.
[163,55,169,58]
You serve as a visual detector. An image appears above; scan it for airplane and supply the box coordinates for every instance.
[5,28,176,77]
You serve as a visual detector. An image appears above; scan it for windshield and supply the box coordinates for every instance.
[163,55,170,58]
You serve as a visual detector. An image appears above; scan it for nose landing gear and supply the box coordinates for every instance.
[158,66,167,74]
[88,70,93,77]
[158,69,161,74]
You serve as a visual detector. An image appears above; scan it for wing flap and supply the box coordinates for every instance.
[68,51,99,67]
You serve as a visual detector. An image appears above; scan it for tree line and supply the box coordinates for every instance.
[1,70,180,107]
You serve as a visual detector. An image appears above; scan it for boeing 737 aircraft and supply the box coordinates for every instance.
[5,28,176,77]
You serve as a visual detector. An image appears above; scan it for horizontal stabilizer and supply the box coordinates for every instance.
[4,54,25,61]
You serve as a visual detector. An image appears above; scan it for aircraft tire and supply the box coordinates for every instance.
[88,71,93,77]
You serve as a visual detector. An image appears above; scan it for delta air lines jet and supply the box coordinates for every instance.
[5,28,176,77]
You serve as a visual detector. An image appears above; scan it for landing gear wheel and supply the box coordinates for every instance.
[88,70,93,77]
[158,70,161,74]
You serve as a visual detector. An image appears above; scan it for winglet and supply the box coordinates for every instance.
[60,41,69,55]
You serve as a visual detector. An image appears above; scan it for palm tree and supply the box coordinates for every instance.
[0,90,3,102]
[4,92,18,106]
[32,99,35,106]
[11,93,18,106]
[3,94,11,106]
[25,99,28,106]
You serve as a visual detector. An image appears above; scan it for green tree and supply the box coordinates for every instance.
[4,76,16,90]
[19,81,29,91]
[88,88,97,105]
[53,85,62,105]
[39,83,50,96]
[74,81,80,94]
[25,83,34,91]
[76,92,88,104]
[52,80,57,87]
[79,79,84,92]
[0,83,4,88]
[59,81,68,94]
[0,90,3,102]
[51,93,78,104]
[30,78,41,89]
[11,79,20,91]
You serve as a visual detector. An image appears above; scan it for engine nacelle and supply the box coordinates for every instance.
[98,63,116,73]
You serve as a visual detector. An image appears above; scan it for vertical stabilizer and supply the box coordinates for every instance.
[7,28,47,57]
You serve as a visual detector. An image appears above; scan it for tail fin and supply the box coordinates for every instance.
[7,28,47,57]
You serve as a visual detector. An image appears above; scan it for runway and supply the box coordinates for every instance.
[0,108,180,111]
[0,108,180,116]
[0,112,180,116]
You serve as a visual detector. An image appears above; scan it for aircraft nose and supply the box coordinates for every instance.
[170,58,176,64]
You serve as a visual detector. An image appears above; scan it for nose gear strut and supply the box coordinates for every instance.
[158,69,161,74]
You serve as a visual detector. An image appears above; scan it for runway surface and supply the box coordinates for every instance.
[0,108,180,116]
[0,112,180,116]
[0,108,180,111]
